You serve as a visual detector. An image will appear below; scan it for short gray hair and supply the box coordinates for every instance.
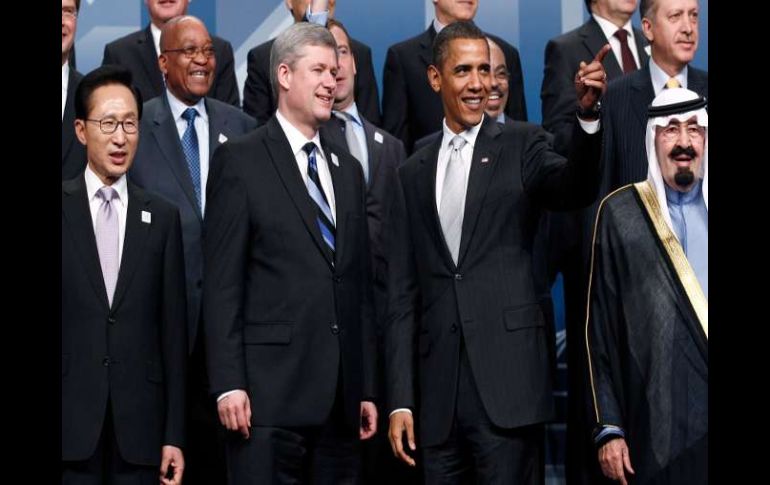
[269,22,338,101]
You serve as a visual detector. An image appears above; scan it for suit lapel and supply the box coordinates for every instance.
[417,138,455,269]
[362,119,381,190]
[687,68,706,97]
[265,118,333,268]
[62,69,80,163]
[418,27,435,71]
[62,177,110,310]
[140,25,165,94]
[583,19,623,79]
[151,96,202,219]
[457,118,501,265]
[206,99,229,160]
[111,182,151,310]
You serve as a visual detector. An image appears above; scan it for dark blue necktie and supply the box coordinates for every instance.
[181,108,201,210]
[302,142,335,256]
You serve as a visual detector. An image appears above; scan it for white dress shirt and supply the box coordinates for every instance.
[649,58,688,96]
[62,63,69,122]
[84,164,129,267]
[593,14,642,72]
[150,22,162,58]
[166,91,210,212]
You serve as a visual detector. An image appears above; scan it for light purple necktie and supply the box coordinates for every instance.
[95,186,119,305]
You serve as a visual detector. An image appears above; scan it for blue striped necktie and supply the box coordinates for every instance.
[302,142,336,256]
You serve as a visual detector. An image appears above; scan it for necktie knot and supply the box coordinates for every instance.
[334,110,359,126]
[450,135,467,152]
[613,28,638,74]
[613,29,628,42]
[302,142,317,157]
[97,186,118,203]
[182,107,198,124]
[666,77,681,89]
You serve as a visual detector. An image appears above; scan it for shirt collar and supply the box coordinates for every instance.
[166,90,208,123]
[62,62,70,91]
[275,110,323,158]
[592,14,634,41]
[334,102,363,127]
[650,58,688,94]
[440,114,484,153]
[665,178,702,206]
[84,163,128,206]
[150,22,162,57]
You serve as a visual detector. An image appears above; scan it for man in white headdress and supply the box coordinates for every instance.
[585,87,708,485]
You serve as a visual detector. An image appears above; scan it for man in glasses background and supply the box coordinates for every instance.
[130,15,256,485]
[102,0,240,107]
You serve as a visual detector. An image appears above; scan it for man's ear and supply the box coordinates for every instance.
[427,65,441,94]
[277,63,292,92]
[75,119,87,146]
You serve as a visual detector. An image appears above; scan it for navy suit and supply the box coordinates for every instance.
[102,25,240,107]
[62,67,86,180]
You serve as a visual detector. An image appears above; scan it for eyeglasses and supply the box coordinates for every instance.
[85,118,139,135]
[62,7,77,19]
[493,69,510,83]
[162,45,216,59]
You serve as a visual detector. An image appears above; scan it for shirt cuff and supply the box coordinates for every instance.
[389,408,413,417]
[578,117,601,134]
[594,424,625,444]
[217,389,243,402]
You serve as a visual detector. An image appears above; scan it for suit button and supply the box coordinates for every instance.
[454,273,463,281]
[107,316,116,325]
[102,357,111,367]
[330,322,340,335]
[334,276,342,284]
[450,324,458,333]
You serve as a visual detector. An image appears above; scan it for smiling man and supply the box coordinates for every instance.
[203,21,378,484]
[385,20,608,484]
[128,15,255,485]
[102,0,240,107]
[587,87,708,485]
[601,0,707,194]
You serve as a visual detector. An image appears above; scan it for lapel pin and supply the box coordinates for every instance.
[330,152,340,167]
[481,157,489,164]
[374,132,384,144]
[218,133,228,144]
[141,211,152,224]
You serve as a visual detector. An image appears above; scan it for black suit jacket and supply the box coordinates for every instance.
[203,116,376,433]
[243,37,381,127]
[130,95,256,353]
[385,117,601,447]
[62,176,187,465]
[602,62,708,195]
[102,25,240,107]
[320,112,406,328]
[382,25,527,154]
[541,17,649,154]
[62,67,86,180]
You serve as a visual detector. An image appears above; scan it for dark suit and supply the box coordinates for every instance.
[203,116,376,483]
[382,25,527,153]
[321,113,419,485]
[130,94,254,485]
[243,37,381,127]
[541,17,648,154]
[62,176,187,476]
[602,62,708,194]
[539,19,648,485]
[102,25,240,107]
[386,117,601,483]
[62,67,86,180]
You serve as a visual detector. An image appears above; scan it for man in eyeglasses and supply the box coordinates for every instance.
[130,15,255,485]
[63,64,188,485]
[62,0,87,180]
[102,0,239,107]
